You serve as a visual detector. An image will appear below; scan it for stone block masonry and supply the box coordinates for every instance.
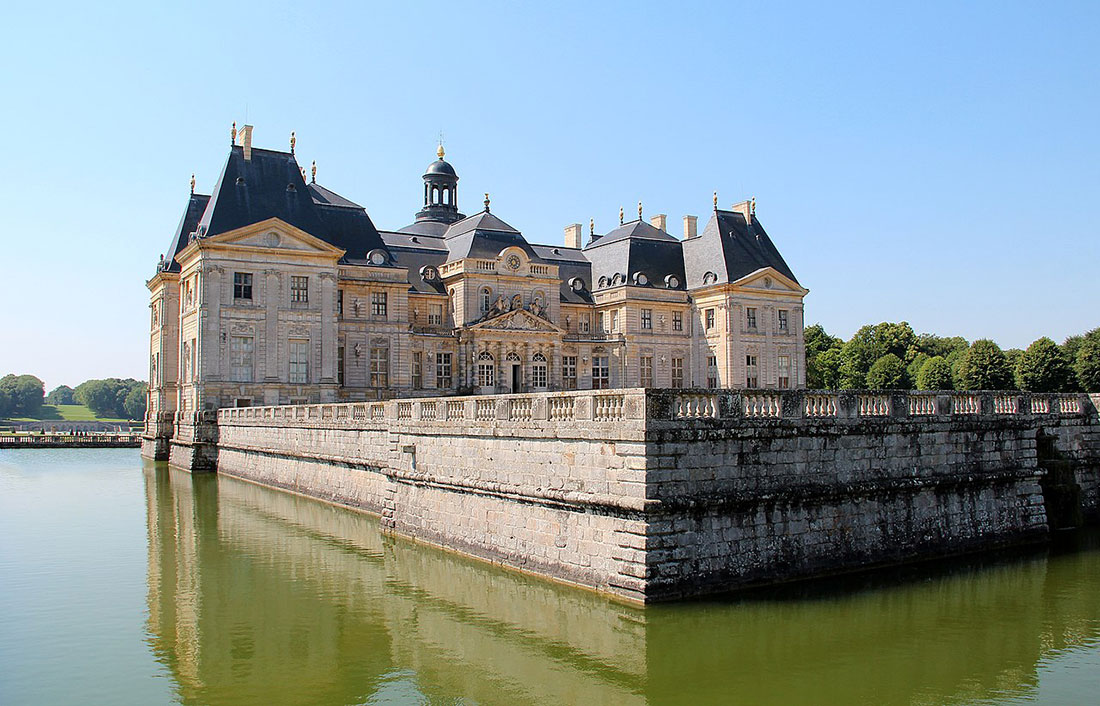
[202,389,1100,603]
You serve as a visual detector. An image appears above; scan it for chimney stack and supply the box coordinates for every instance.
[683,215,698,239]
[731,199,752,221]
[240,124,254,161]
[649,214,667,232]
[564,223,583,249]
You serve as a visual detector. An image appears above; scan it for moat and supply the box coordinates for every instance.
[2,448,1099,705]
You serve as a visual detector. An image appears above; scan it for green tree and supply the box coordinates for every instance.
[839,322,916,389]
[915,334,969,359]
[958,339,1014,390]
[46,385,75,405]
[0,374,45,416]
[1075,338,1100,392]
[816,348,843,389]
[805,323,843,388]
[74,378,145,418]
[866,354,907,389]
[1015,337,1072,392]
[906,352,930,385]
[123,386,147,420]
[917,356,953,390]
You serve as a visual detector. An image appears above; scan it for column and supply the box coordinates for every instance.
[320,272,336,383]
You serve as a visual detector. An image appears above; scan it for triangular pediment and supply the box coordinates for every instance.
[204,218,345,256]
[730,267,808,295]
[469,307,564,334]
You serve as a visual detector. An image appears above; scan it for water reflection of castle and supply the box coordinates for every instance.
[143,463,1100,705]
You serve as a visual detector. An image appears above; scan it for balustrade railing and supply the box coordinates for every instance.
[215,390,1093,428]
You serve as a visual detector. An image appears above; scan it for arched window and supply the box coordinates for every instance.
[480,287,492,314]
[477,351,495,387]
[432,186,439,204]
[531,352,548,389]
[442,188,450,205]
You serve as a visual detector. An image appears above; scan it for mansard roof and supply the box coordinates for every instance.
[307,182,361,208]
[682,209,799,289]
[379,231,449,294]
[583,219,686,292]
[162,192,211,272]
[531,244,594,304]
[442,210,545,263]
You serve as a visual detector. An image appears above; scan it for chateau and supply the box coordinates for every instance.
[145,125,807,445]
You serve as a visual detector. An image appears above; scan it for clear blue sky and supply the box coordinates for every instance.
[1,1,1097,391]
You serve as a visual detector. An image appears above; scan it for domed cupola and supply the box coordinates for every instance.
[415,144,464,225]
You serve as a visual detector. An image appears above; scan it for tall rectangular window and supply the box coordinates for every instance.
[233,272,252,301]
[371,292,387,318]
[745,354,758,388]
[641,309,653,330]
[579,315,590,334]
[337,289,344,316]
[370,347,389,388]
[611,310,619,332]
[640,355,654,387]
[562,355,577,390]
[672,311,683,331]
[337,345,345,386]
[230,335,254,382]
[411,351,422,389]
[671,357,684,388]
[746,308,757,330]
[531,355,548,389]
[600,312,608,333]
[291,275,308,304]
[480,288,492,314]
[778,309,789,332]
[778,355,791,389]
[705,308,715,331]
[428,304,443,326]
[289,339,309,384]
[592,356,610,389]
[707,355,718,388]
[436,352,452,389]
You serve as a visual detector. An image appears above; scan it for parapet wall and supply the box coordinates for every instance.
[212,389,1100,602]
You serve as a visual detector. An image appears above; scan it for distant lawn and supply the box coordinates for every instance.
[4,404,133,423]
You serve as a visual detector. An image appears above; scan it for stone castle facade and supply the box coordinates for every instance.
[145,125,807,452]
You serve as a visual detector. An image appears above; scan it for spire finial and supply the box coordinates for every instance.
[300,167,306,181]
[619,206,624,225]
[437,143,445,159]
[590,218,594,235]
[713,191,718,210]
[751,196,756,216]
[638,201,643,221]
[190,173,195,194]
[483,192,490,212]
[290,131,296,155]
[231,121,237,145]
[310,160,316,183]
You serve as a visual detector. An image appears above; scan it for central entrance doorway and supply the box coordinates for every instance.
[506,352,522,393]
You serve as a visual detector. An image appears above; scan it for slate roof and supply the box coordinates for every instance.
[162,192,211,272]
[442,211,546,263]
[583,220,686,292]
[530,245,594,304]
[380,231,449,294]
[682,210,799,289]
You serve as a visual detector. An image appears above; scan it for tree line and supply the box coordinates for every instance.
[0,375,147,419]
[806,322,1100,392]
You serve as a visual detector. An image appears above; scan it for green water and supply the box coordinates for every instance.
[1,449,1098,705]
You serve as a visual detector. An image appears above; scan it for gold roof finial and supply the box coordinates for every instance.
[590,218,594,235]
[311,160,317,183]
[638,201,643,221]
[231,121,237,145]
[190,173,195,194]
[751,196,756,215]
[619,206,624,225]
[300,167,306,181]
[290,131,296,155]
[484,192,490,212]
[713,191,718,209]
[437,143,445,159]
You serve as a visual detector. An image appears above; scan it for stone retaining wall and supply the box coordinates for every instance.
[209,389,1100,602]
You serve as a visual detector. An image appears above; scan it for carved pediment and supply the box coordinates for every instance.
[470,308,563,334]
[731,267,808,295]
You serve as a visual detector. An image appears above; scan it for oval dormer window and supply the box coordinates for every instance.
[420,265,438,281]
[702,271,718,285]
[633,272,649,286]
[598,276,609,289]
[569,277,586,292]
[611,273,624,286]
[665,274,681,289]
[368,250,387,266]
